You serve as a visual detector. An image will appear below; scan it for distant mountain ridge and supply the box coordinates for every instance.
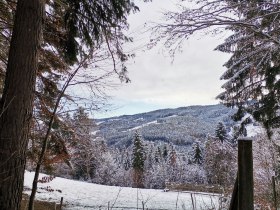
[96,104,236,149]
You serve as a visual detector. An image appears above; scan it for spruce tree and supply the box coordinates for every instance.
[0,1,145,207]
[215,122,227,143]
[132,132,145,188]
[213,2,280,136]
[0,1,44,208]
[154,146,161,163]
[162,144,168,162]
[192,142,203,165]
[150,0,280,136]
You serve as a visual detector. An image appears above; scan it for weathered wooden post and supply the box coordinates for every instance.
[272,176,277,210]
[238,137,254,210]
[60,197,63,210]
[229,177,238,210]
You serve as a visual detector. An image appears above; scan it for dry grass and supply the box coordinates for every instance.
[21,194,62,210]
[166,183,224,194]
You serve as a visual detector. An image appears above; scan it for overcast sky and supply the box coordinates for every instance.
[94,0,231,119]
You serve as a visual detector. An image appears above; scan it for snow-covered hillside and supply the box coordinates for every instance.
[96,104,236,149]
[24,171,221,210]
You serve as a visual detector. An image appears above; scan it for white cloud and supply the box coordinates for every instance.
[95,0,231,118]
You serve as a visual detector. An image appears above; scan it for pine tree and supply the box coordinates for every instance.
[71,107,95,181]
[215,122,227,143]
[192,142,203,165]
[213,2,280,136]
[154,146,161,163]
[162,144,168,162]
[0,1,145,207]
[0,1,44,208]
[151,0,280,135]
[132,132,145,188]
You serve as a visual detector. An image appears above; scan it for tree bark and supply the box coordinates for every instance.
[0,0,44,209]
[238,138,254,210]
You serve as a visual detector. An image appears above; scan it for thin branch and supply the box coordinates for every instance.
[28,54,90,210]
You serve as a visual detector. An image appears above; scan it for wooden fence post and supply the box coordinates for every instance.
[60,197,63,210]
[229,176,238,210]
[272,176,277,210]
[238,137,254,210]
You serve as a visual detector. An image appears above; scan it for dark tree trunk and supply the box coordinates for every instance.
[0,0,44,209]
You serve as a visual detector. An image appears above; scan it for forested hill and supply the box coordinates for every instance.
[96,104,236,148]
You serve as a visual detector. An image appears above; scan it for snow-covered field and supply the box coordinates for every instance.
[128,120,159,131]
[24,171,221,210]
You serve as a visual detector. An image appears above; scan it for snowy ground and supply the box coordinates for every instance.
[24,171,222,210]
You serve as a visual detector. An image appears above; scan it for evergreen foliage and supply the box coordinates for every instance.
[204,136,237,187]
[162,144,168,162]
[132,132,145,172]
[98,105,234,148]
[132,132,145,188]
[192,142,203,165]
[151,0,280,136]
[215,122,227,143]
[154,146,161,163]
[213,2,280,136]
[0,0,147,205]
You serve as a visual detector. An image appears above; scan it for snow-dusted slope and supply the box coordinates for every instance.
[24,171,221,210]
[96,104,236,148]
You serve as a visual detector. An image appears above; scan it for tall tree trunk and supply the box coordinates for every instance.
[0,0,44,209]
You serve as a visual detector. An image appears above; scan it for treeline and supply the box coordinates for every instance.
[27,108,238,189]
[25,107,277,208]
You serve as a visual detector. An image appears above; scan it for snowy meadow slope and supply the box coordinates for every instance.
[24,171,221,210]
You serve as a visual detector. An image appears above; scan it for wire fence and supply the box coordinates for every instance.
[60,191,223,210]
[24,182,223,210]
[65,203,171,210]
